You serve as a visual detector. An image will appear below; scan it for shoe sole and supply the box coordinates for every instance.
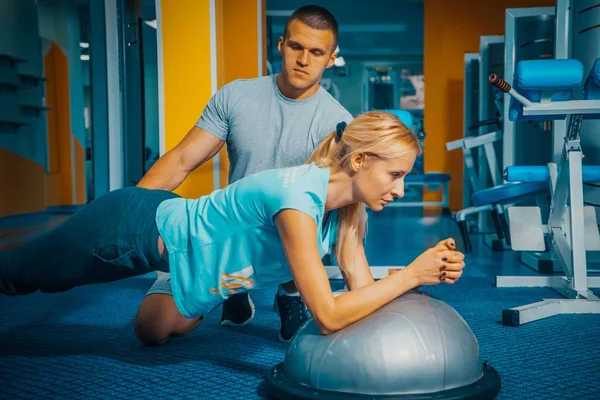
[220,295,256,327]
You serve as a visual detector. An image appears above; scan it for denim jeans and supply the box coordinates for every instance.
[0,187,179,295]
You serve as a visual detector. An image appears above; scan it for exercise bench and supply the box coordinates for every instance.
[489,57,600,326]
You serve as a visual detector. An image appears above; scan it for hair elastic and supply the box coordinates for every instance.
[336,121,347,140]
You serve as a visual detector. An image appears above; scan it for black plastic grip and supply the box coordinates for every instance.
[489,74,511,92]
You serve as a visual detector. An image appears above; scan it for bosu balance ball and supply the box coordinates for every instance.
[265,291,500,399]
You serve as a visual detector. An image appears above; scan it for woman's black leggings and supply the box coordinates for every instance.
[0,187,179,295]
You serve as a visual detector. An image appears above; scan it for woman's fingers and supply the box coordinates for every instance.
[442,270,463,279]
[434,238,456,251]
[441,261,465,272]
[437,249,464,264]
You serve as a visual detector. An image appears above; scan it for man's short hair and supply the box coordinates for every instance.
[283,5,339,51]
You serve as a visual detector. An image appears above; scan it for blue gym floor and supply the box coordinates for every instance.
[1,207,599,399]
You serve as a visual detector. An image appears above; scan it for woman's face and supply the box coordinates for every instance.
[352,151,417,211]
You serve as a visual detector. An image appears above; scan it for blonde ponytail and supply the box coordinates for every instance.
[306,112,421,277]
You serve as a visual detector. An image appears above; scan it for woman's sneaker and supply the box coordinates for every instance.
[220,292,255,326]
[273,292,310,342]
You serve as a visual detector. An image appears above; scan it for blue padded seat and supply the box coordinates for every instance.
[515,59,583,89]
[405,173,451,183]
[471,182,547,207]
[382,109,413,128]
[509,59,584,121]
[505,165,600,183]
[584,57,600,100]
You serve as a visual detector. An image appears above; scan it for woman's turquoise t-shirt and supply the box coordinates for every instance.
[154,163,338,318]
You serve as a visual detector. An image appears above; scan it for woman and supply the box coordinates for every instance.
[0,111,464,337]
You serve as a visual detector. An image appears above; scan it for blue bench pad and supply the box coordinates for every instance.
[471,182,547,207]
[505,166,600,183]
[516,59,583,90]
[510,59,584,121]
[381,109,413,128]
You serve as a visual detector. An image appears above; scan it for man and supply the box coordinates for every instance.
[134,5,353,346]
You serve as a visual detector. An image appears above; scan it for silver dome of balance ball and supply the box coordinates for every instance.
[265,291,501,400]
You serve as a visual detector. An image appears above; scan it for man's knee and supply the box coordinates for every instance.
[135,295,171,346]
[135,294,202,346]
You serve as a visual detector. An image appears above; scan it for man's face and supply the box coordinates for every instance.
[278,20,337,91]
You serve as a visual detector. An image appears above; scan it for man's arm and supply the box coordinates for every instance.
[137,126,225,191]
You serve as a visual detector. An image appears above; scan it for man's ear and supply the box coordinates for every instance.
[325,52,337,69]
[278,37,284,54]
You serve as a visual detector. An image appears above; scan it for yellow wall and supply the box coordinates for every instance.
[218,0,266,81]
[215,0,266,188]
[160,0,266,193]
[0,148,46,216]
[160,0,215,199]
[424,0,555,210]
[44,43,74,207]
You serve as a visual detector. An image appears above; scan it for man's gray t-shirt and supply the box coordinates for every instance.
[195,74,353,183]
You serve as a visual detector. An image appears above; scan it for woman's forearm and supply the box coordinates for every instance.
[324,267,420,334]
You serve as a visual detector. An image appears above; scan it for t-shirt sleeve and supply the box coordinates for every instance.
[267,189,320,226]
[314,107,354,144]
[261,170,321,226]
[195,83,233,141]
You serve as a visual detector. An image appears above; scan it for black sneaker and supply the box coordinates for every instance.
[273,292,310,342]
[220,292,255,326]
